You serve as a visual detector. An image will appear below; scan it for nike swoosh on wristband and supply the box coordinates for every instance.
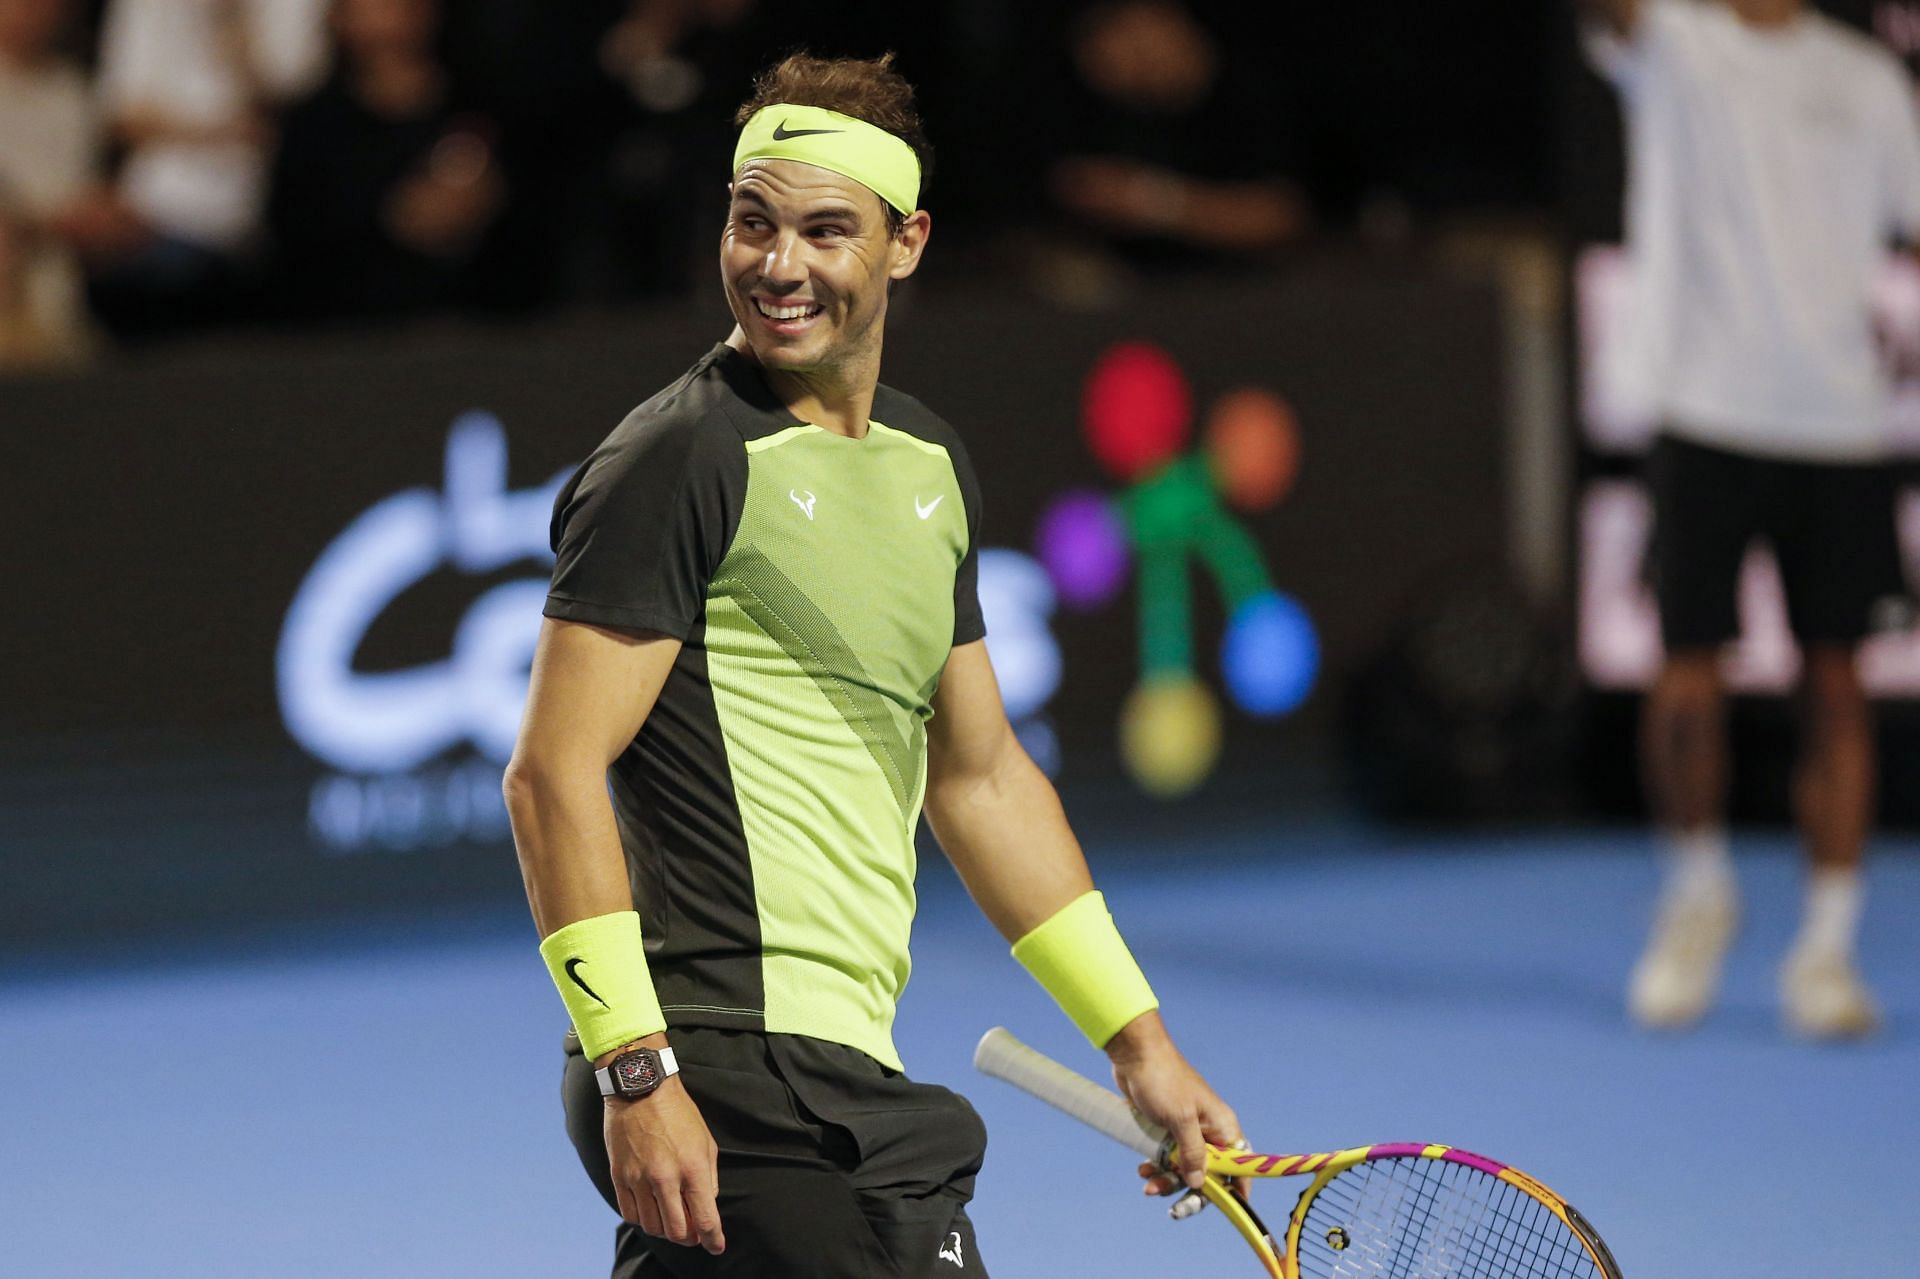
[772,121,843,141]
[565,957,609,1008]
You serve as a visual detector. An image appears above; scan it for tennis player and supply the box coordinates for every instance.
[504,52,1243,1276]
[1584,0,1920,1037]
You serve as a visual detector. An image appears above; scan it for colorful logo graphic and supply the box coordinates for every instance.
[1036,341,1318,796]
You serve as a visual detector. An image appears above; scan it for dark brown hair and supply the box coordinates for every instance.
[734,52,934,229]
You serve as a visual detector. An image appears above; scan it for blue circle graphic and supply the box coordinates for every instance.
[1222,591,1318,716]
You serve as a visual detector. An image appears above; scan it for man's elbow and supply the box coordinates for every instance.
[925,736,1033,818]
[502,750,568,829]
[501,756,533,815]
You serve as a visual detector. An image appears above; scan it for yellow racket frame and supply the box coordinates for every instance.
[1172,1141,1620,1279]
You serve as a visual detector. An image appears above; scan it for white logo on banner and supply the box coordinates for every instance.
[279,413,1062,853]
[278,411,569,775]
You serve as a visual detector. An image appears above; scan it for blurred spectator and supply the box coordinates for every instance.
[1017,0,1310,301]
[263,0,505,323]
[0,0,101,366]
[90,0,329,334]
[580,0,836,300]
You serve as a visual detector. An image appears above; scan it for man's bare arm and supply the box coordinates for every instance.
[505,617,676,936]
[503,617,724,1256]
[925,640,1243,1190]
[923,640,1095,938]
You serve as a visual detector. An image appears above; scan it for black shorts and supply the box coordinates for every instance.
[562,1026,989,1278]
[1645,432,1909,650]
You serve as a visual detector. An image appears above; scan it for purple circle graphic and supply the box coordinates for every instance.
[1036,490,1131,609]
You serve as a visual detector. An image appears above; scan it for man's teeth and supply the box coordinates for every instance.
[757,301,821,321]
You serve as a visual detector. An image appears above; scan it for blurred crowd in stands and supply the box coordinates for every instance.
[0,0,1557,370]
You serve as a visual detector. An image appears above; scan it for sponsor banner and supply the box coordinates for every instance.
[0,279,1507,942]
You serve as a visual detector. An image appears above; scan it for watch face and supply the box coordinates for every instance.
[613,1051,661,1095]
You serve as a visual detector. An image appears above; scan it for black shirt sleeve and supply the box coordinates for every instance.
[545,409,745,637]
[949,430,986,647]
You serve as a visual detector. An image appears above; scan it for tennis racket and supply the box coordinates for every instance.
[975,1027,1622,1279]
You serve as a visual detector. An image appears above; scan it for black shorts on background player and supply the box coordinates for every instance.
[563,1027,988,1278]
[1646,432,1910,649]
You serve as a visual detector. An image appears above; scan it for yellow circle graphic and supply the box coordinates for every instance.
[1120,676,1222,797]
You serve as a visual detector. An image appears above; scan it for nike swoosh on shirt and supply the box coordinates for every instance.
[565,957,609,1008]
[915,494,945,520]
[772,122,843,141]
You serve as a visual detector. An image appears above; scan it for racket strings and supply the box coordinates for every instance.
[1296,1157,1604,1279]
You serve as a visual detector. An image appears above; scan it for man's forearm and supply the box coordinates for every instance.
[504,756,635,937]
[508,756,670,1059]
[925,745,1096,941]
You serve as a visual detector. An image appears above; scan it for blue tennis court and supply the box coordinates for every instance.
[2,823,1913,1279]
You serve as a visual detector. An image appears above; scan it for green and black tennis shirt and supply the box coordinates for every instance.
[545,343,984,1070]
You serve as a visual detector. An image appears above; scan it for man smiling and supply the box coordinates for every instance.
[505,53,1243,1277]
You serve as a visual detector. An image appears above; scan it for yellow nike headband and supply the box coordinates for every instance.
[733,104,921,217]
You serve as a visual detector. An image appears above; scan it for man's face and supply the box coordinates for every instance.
[721,159,916,376]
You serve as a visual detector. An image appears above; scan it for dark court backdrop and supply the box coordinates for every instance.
[0,270,1508,946]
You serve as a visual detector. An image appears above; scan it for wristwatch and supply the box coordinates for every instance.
[595,1044,679,1101]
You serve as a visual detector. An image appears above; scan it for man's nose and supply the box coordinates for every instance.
[761,232,806,284]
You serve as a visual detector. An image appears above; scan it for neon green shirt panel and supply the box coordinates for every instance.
[703,420,970,1069]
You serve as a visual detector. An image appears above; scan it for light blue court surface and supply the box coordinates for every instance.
[2,826,1915,1279]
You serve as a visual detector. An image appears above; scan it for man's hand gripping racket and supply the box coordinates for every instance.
[976,1027,1622,1279]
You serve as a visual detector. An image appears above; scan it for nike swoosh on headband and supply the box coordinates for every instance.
[772,121,843,141]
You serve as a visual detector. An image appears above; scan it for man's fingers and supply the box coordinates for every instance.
[684,1166,725,1254]
[612,1178,637,1228]
[649,1173,690,1243]
[629,1181,664,1238]
[1138,1158,1183,1196]
[1212,1124,1253,1203]
[1198,1097,1241,1148]
[1174,1116,1209,1189]
[686,1196,725,1253]
[687,1198,721,1244]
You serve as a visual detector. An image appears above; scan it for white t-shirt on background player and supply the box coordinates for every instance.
[1589,0,1920,462]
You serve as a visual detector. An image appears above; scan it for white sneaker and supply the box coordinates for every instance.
[1628,887,1739,1030]
[1780,946,1882,1040]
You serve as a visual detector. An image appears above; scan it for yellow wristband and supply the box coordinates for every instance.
[538,910,666,1059]
[1011,890,1159,1049]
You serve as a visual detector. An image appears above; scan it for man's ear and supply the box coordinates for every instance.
[889,210,933,281]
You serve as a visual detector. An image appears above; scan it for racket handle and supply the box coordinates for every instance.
[973,1026,1167,1162]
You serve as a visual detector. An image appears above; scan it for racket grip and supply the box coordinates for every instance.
[974,1027,1167,1162]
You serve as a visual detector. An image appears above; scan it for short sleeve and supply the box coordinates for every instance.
[949,433,986,647]
[544,412,745,638]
